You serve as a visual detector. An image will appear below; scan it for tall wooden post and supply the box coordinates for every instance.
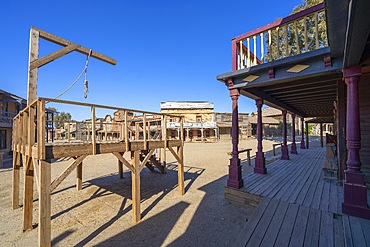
[320,123,324,147]
[291,114,297,154]
[118,152,124,179]
[281,110,289,160]
[76,161,83,190]
[305,122,309,149]
[27,28,39,105]
[38,160,51,247]
[254,99,266,174]
[131,151,141,223]
[300,117,306,149]
[227,87,244,188]
[342,66,370,219]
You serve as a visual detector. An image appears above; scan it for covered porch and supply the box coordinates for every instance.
[217,0,370,222]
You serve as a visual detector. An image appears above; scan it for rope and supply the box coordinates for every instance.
[54,49,92,100]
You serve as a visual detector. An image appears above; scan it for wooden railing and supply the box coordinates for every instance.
[12,98,184,159]
[232,3,327,71]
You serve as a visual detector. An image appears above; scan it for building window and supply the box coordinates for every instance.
[169,118,174,122]
[197,130,202,138]
[171,131,175,139]
[189,131,193,139]
[196,115,202,122]
[0,130,6,149]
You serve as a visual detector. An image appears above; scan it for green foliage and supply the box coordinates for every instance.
[49,107,72,128]
[266,0,327,62]
[277,120,292,135]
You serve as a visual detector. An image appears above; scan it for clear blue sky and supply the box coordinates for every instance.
[1,0,302,120]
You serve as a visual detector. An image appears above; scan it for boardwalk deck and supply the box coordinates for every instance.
[233,145,370,246]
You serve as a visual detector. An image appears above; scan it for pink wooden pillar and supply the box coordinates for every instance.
[281,110,289,160]
[227,87,244,189]
[342,66,370,219]
[300,117,306,149]
[291,114,298,154]
[254,99,266,174]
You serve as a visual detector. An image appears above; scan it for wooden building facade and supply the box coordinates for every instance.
[217,1,370,219]
[0,89,26,157]
[160,101,218,142]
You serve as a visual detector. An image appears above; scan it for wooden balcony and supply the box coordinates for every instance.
[0,111,16,128]
[232,3,327,71]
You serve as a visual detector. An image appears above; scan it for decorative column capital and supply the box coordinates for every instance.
[343,66,362,80]
[255,99,263,107]
[229,88,240,98]
[282,110,287,115]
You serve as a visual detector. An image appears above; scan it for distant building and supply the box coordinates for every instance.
[160,101,217,142]
[0,89,26,156]
[215,112,251,140]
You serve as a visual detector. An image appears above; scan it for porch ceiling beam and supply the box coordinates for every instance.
[241,88,305,116]
[276,92,337,101]
[268,83,337,96]
[274,90,337,100]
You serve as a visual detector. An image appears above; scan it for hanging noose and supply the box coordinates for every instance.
[84,49,92,99]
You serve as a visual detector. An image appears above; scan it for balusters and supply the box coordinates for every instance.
[247,38,251,67]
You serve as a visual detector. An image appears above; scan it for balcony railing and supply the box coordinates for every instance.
[0,111,17,128]
[232,3,327,71]
[167,121,217,129]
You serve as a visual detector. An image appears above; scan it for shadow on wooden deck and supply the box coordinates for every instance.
[229,144,370,246]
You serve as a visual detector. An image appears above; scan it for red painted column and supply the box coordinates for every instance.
[227,88,243,189]
[281,110,289,160]
[291,114,297,154]
[300,117,306,149]
[254,99,266,174]
[342,66,370,219]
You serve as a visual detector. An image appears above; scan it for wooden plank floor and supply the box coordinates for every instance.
[241,147,342,214]
[233,145,370,247]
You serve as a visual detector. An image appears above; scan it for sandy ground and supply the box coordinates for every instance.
[0,138,284,246]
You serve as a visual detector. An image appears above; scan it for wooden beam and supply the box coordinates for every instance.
[91,106,96,155]
[22,156,34,231]
[12,152,21,209]
[177,146,185,196]
[30,44,80,70]
[50,155,86,192]
[32,27,116,65]
[32,158,40,193]
[131,151,141,223]
[27,28,39,105]
[38,160,51,247]
[37,100,46,160]
[76,161,83,190]
[113,152,134,173]
[139,149,155,171]
[118,153,124,179]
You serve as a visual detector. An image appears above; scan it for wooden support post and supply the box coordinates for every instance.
[239,40,244,69]
[67,121,71,142]
[281,110,289,160]
[143,114,147,150]
[23,157,34,231]
[253,35,257,65]
[91,106,96,155]
[342,66,370,219]
[254,99,266,174]
[177,145,185,195]
[38,160,51,247]
[300,117,306,149]
[131,151,141,223]
[76,161,83,190]
[247,38,251,67]
[162,115,167,173]
[314,12,319,49]
[118,152,124,179]
[320,123,324,147]
[27,28,39,105]
[12,152,21,209]
[305,122,309,149]
[227,87,244,187]
[124,111,129,151]
[291,114,298,154]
